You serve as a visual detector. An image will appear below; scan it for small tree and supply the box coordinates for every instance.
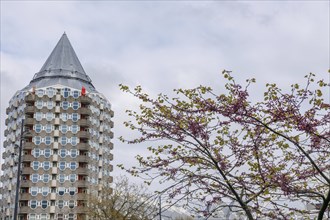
[120,71,330,219]
[87,176,158,220]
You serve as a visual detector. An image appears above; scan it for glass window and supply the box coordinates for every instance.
[30,187,38,196]
[62,101,69,110]
[59,161,66,171]
[40,214,47,220]
[47,88,55,98]
[47,101,53,109]
[41,200,48,209]
[73,90,80,98]
[58,187,65,196]
[58,200,64,209]
[36,90,44,97]
[42,187,49,196]
[63,88,70,98]
[32,161,39,170]
[60,125,68,134]
[36,100,43,109]
[30,200,37,209]
[34,136,41,145]
[72,101,79,110]
[46,112,53,121]
[71,125,79,134]
[60,149,66,158]
[29,214,36,220]
[69,187,76,196]
[44,148,51,158]
[72,113,79,122]
[71,137,78,146]
[68,214,75,220]
[45,124,52,133]
[35,112,42,121]
[60,136,67,145]
[70,162,77,170]
[33,148,40,157]
[58,174,65,183]
[34,124,42,133]
[69,174,76,183]
[61,113,68,121]
[68,200,75,209]
[31,174,38,183]
[43,161,50,170]
[45,136,52,145]
[70,149,77,158]
[43,174,50,183]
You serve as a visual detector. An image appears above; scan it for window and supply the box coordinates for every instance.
[70,162,77,170]
[33,149,40,157]
[60,125,68,134]
[58,200,64,209]
[71,125,79,134]
[36,100,43,109]
[58,174,65,183]
[34,136,41,145]
[71,137,78,146]
[30,187,38,196]
[32,161,39,170]
[68,200,75,209]
[43,161,50,171]
[45,136,52,145]
[43,174,50,183]
[46,112,53,121]
[62,101,69,110]
[47,88,55,98]
[59,162,66,171]
[72,113,79,122]
[69,174,76,183]
[60,136,67,146]
[58,187,65,196]
[61,113,68,121]
[30,200,37,209]
[31,174,38,183]
[44,148,51,158]
[70,149,77,158]
[69,187,76,196]
[63,88,70,98]
[73,90,80,98]
[47,101,53,109]
[35,112,42,121]
[60,149,66,158]
[41,200,48,209]
[45,124,52,133]
[68,214,75,220]
[72,101,79,110]
[29,214,36,220]
[40,214,47,220]
[34,124,42,133]
[36,90,44,97]
[42,187,49,196]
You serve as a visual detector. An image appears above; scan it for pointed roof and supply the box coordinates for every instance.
[30,33,95,90]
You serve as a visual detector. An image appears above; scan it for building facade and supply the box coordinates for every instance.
[0,34,114,220]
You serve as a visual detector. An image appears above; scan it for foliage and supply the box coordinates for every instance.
[119,71,330,220]
[87,176,158,220]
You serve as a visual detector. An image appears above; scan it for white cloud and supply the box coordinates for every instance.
[1,1,329,190]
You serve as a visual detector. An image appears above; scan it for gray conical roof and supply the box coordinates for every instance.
[28,33,96,92]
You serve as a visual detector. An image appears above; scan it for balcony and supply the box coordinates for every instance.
[109,110,114,117]
[109,120,114,128]
[77,143,89,151]
[24,106,35,115]
[22,155,34,162]
[79,119,89,127]
[78,131,90,140]
[76,206,87,214]
[24,118,34,125]
[77,168,88,175]
[20,181,32,188]
[19,206,30,214]
[22,167,33,175]
[23,142,33,150]
[19,193,30,200]
[77,180,89,188]
[79,108,91,116]
[77,193,87,200]
[77,155,88,163]
[25,94,35,103]
[80,96,91,104]
[6,107,11,115]
[5,118,9,125]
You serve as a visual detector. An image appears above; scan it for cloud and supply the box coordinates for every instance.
[1,1,329,189]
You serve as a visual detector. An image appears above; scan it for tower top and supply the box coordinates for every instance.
[28,33,96,91]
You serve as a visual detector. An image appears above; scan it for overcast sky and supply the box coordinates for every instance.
[1,1,329,189]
